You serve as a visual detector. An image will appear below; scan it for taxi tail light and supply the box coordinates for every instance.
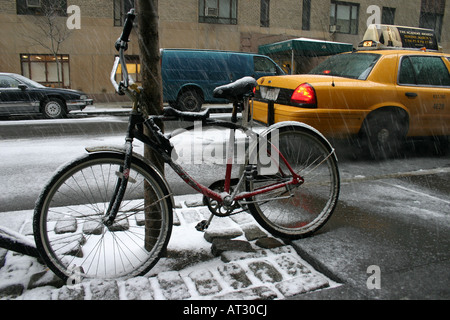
[291,83,317,107]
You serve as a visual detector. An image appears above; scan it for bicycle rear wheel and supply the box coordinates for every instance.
[34,152,172,282]
[246,124,339,239]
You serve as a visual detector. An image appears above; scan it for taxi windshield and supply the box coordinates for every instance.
[309,53,381,80]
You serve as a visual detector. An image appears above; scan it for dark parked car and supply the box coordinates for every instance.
[0,73,93,118]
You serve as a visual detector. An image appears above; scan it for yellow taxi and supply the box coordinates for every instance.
[252,25,450,157]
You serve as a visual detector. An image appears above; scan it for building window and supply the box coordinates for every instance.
[330,1,359,34]
[382,7,396,25]
[114,0,135,26]
[419,0,445,41]
[302,0,311,30]
[115,55,141,84]
[17,0,67,16]
[20,54,70,88]
[260,0,270,27]
[199,0,238,25]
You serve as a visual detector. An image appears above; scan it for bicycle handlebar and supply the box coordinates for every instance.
[112,9,136,94]
[121,9,136,43]
[115,9,136,51]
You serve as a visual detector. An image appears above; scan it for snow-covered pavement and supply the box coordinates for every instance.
[0,193,339,300]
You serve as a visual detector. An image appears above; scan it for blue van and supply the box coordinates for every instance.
[161,49,284,111]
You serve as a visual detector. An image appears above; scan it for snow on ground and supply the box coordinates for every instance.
[0,194,340,300]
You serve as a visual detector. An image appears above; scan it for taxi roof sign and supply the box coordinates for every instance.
[358,24,439,51]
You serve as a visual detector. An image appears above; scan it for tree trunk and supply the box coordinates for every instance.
[135,0,165,251]
[136,0,164,144]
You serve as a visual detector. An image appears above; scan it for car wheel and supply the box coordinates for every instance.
[42,98,67,119]
[176,90,202,112]
[360,109,407,159]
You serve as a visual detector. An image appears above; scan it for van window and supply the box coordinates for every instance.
[398,56,450,86]
[166,57,227,71]
[254,56,278,74]
[165,55,230,81]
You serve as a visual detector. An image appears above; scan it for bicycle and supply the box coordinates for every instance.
[33,10,340,282]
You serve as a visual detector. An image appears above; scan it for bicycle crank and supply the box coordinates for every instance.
[202,179,240,217]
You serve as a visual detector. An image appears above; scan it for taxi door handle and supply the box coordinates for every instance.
[405,92,417,98]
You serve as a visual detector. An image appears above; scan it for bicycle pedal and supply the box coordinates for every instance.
[195,220,209,232]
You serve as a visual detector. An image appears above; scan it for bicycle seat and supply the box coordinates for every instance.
[213,76,257,102]
[163,106,210,121]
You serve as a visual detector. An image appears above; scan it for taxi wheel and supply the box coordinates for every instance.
[360,110,407,159]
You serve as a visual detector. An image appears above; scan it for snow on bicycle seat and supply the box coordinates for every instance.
[213,76,257,102]
[163,106,210,121]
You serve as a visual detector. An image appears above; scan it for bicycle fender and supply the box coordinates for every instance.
[261,121,338,161]
[85,146,175,207]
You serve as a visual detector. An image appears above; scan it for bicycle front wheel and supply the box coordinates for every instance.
[34,152,173,282]
[246,124,339,239]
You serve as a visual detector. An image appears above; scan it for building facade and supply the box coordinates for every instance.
[0,0,448,101]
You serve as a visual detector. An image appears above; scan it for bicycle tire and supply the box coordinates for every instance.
[246,124,339,239]
[33,152,173,282]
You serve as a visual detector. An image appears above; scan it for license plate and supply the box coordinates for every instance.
[261,87,280,101]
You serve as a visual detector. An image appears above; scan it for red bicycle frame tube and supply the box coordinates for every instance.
[166,130,304,204]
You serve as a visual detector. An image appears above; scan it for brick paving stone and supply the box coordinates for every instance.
[211,238,255,257]
[185,199,204,207]
[204,217,243,242]
[57,284,85,300]
[248,261,283,283]
[255,237,284,249]
[54,217,77,234]
[52,233,85,257]
[275,273,329,297]
[212,286,278,300]
[0,283,24,298]
[82,220,103,235]
[241,224,267,241]
[188,269,222,296]
[20,286,54,300]
[89,280,120,300]
[124,277,154,300]
[220,249,267,263]
[274,254,311,277]
[217,262,252,289]
[270,245,296,255]
[157,271,191,300]
[108,217,129,231]
[229,213,256,225]
[174,199,182,208]
[28,270,64,289]
[180,209,203,223]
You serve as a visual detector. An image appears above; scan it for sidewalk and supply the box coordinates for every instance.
[0,194,340,300]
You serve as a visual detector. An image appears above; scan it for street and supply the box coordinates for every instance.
[0,110,449,299]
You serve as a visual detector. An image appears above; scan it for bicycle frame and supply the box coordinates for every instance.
[107,13,305,222]
[118,93,305,205]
